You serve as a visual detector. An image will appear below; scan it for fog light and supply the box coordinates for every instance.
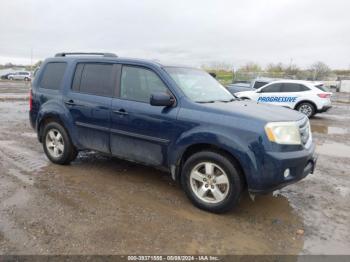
[284,168,290,178]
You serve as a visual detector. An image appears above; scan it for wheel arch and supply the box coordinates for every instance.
[37,111,78,149]
[173,142,251,189]
[294,100,317,111]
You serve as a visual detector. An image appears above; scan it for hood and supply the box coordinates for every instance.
[200,100,305,123]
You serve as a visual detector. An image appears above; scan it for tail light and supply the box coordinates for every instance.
[317,93,331,98]
[29,89,33,111]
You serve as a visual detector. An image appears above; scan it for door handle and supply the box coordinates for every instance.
[64,100,76,106]
[112,109,128,115]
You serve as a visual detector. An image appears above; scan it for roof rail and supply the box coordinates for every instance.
[54,52,117,58]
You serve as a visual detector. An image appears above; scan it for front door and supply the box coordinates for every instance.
[257,83,284,106]
[110,65,179,167]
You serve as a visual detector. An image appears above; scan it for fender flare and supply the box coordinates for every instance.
[168,130,259,187]
[294,100,317,110]
[36,102,79,148]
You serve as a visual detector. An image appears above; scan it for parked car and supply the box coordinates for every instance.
[1,72,14,80]
[8,71,32,81]
[235,80,332,118]
[226,77,275,94]
[30,52,317,213]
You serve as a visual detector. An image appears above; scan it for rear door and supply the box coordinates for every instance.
[110,65,179,167]
[64,62,118,153]
[279,83,310,108]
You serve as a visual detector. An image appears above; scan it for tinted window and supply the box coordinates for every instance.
[253,81,268,89]
[315,84,329,92]
[281,83,310,92]
[74,63,114,97]
[261,83,281,93]
[40,63,67,90]
[72,64,84,92]
[121,66,168,103]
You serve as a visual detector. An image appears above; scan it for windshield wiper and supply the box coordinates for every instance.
[219,98,236,102]
[197,100,216,103]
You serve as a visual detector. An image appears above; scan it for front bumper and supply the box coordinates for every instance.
[249,143,317,194]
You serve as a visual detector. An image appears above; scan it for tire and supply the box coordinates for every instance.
[181,151,243,213]
[9,77,13,81]
[296,102,315,118]
[42,122,78,165]
[24,77,30,81]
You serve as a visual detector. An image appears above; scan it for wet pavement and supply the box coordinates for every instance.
[0,81,349,255]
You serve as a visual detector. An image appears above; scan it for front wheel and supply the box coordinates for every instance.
[181,151,243,213]
[296,102,315,118]
[42,122,77,165]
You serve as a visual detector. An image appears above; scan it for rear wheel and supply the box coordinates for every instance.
[181,151,243,213]
[42,122,77,165]
[296,102,315,118]
[9,77,14,80]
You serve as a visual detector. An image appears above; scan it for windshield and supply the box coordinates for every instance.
[165,67,234,102]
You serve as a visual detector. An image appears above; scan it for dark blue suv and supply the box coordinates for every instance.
[30,52,317,213]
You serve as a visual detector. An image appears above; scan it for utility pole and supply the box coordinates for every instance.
[30,48,33,74]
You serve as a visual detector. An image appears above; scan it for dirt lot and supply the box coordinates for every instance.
[0,81,349,255]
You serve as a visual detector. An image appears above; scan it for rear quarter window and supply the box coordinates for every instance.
[40,62,67,90]
[315,84,329,92]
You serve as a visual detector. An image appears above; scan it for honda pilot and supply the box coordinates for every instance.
[29,52,317,213]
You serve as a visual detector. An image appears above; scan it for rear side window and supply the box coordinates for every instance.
[72,63,114,97]
[261,83,281,93]
[281,83,310,92]
[40,62,67,90]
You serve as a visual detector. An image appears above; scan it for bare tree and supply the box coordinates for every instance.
[310,61,331,80]
[237,62,261,73]
[201,61,233,71]
[266,63,284,73]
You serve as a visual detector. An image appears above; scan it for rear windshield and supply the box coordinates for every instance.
[315,84,329,92]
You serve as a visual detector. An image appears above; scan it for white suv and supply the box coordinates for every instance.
[8,71,32,81]
[235,80,332,117]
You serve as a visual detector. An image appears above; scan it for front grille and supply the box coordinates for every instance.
[298,117,311,146]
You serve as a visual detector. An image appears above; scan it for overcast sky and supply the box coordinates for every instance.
[0,0,349,69]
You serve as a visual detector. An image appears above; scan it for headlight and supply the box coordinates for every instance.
[265,122,301,145]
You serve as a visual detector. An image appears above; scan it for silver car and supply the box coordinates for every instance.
[8,71,32,81]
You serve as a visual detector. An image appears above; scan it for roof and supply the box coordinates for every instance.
[48,53,191,69]
[270,79,321,85]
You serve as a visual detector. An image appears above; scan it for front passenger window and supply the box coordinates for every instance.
[260,83,281,93]
[120,66,168,103]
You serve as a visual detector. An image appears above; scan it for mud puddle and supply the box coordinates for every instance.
[317,142,350,158]
[312,124,348,135]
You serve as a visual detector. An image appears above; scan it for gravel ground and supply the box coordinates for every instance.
[0,81,349,255]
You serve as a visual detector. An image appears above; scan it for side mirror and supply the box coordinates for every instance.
[150,92,175,107]
[209,72,217,78]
